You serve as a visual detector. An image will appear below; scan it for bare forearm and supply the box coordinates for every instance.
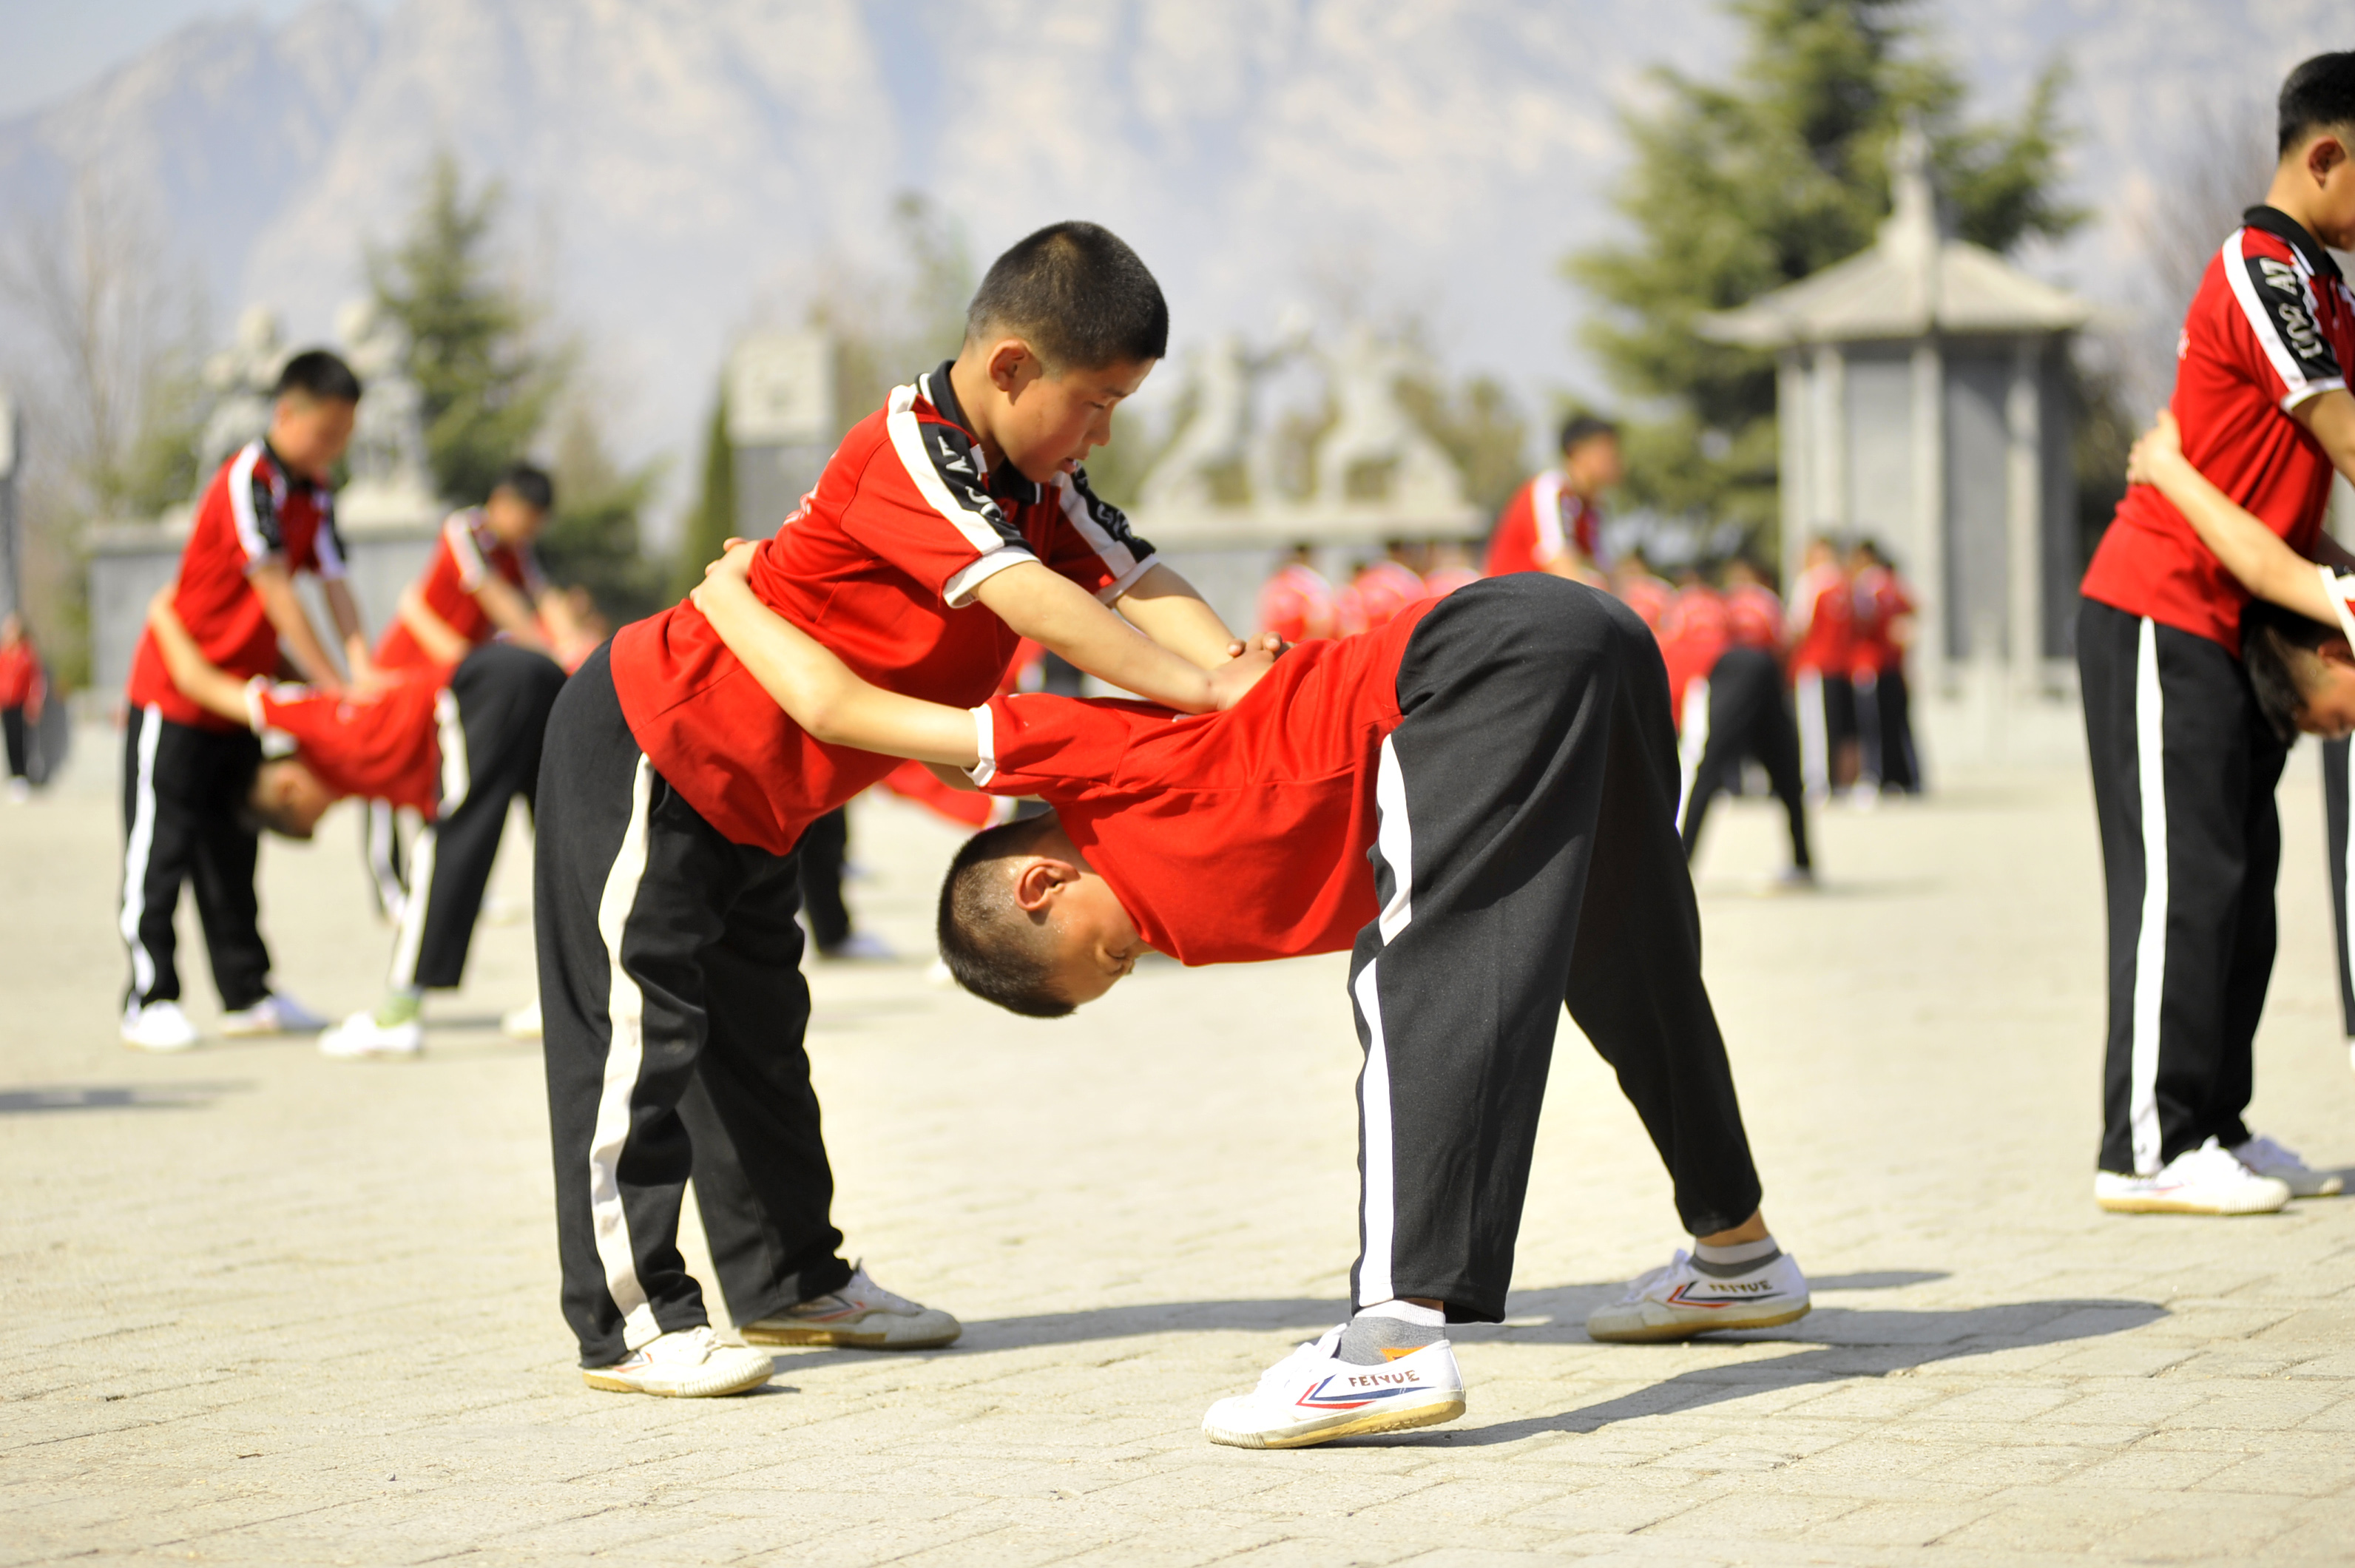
[1113,563,1239,668]
[253,566,343,689]
[398,588,474,667]
[476,578,552,652]
[699,575,979,766]
[148,602,256,723]
[2146,451,2337,621]
[976,562,1214,712]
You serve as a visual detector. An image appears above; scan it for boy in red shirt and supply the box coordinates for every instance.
[119,351,369,1053]
[1485,413,1618,582]
[1259,543,1338,643]
[535,223,1268,1400]
[695,558,1806,1448]
[375,462,592,673]
[1785,535,1854,803]
[1846,539,1920,794]
[142,591,567,1061]
[2075,54,2355,1214]
[0,612,44,800]
[1661,568,1812,880]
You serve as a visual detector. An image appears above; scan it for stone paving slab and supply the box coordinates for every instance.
[7,727,2355,1564]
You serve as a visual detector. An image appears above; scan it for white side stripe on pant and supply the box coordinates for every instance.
[2341,753,2355,1033]
[1374,736,1414,942]
[1795,671,1828,800]
[388,693,472,991]
[1675,676,1712,833]
[2129,618,2169,1175]
[1352,960,1396,1307]
[118,706,163,999]
[587,756,663,1351]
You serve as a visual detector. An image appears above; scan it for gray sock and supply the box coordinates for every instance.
[1690,1238,1781,1279]
[1334,1305,1446,1366]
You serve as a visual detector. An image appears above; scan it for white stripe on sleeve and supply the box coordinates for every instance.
[227,442,273,564]
[966,704,998,788]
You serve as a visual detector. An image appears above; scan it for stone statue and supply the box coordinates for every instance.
[332,297,440,528]
[1309,325,1462,513]
[1139,311,1310,511]
[195,305,285,482]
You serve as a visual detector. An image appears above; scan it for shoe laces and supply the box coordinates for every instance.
[2234,1133,2305,1171]
[2166,1138,2255,1183]
[650,1325,721,1365]
[1615,1252,1691,1304]
[1257,1328,1344,1392]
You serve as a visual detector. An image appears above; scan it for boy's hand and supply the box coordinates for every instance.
[691,540,760,616]
[1226,633,1289,661]
[1207,646,1277,711]
[2126,409,2183,486]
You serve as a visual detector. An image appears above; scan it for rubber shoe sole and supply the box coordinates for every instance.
[2095,1189,2288,1216]
[740,1317,960,1350]
[1203,1390,1467,1450]
[580,1354,773,1398]
[1586,1299,1812,1345]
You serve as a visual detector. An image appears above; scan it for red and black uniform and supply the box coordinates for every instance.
[118,440,346,1014]
[1785,561,1854,801]
[1660,586,1808,873]
[376,507,550,672]
[1260,561,1338,643]
[967,575,1763,1322]
[1336,559,1427,637]
[1486,472,1601,578]
[1724,582,1784,653]
[0,638,43,784]
[1848,564,1919,794]
[2078,205,2355,1177]
[535,361,1158,1368]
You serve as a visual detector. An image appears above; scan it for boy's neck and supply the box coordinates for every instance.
[945,352,1007,474]
[2263,163,2331,245]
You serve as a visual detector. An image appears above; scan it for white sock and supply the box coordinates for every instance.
[1692,1235,1780,1274]
[1354,1298,1445,1327]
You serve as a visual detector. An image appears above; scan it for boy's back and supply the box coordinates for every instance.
[2081,206,2355,652]
[613,362,1154,856]
[126,440,343,730]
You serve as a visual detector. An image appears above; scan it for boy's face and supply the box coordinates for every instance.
[484,488,547,547]
[250,758,339,839]
[2288,131,2355,250]
[1009,832,1148,1007]
[268,395,357,480]
[1564,433,1623,493]
[984,342,1155,484]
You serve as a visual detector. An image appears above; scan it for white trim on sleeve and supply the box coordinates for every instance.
[965,704,998,788]
[885,382,1009,555]
[228,442,274,564]
[1053,472,1143,584]
[943,544,1039,609]
[241,675,271,736]
[2222,231,2333,410]
[1095,553,1158,605]
[1530,470,1567,564]
[447,510,490,591]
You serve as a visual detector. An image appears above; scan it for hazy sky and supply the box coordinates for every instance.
[0,1,389,118]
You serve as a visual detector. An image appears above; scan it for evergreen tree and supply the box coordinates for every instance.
[671,387,737,598]
[367,152,557,504]
[540,407,668,626]
[1566,0,2083,547]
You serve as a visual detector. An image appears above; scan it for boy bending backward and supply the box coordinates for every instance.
[695,552,1808,1449]
[535,222,1268,1399]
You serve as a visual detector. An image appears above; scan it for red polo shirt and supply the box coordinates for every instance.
[242,666,450,816]
[376,508,548,671]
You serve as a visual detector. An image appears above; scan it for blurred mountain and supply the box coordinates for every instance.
[0,0,2345,522]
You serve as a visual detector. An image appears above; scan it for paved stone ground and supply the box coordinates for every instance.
[8,722,2355,1566]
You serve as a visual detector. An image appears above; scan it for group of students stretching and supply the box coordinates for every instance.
[111,50,2355,1447]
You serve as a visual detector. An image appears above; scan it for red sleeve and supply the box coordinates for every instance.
[1035,468,1157,601]
[2218,230,2348,410]
[839,396,1035,609]
[250,679,334,748]
[967,692,1166,800]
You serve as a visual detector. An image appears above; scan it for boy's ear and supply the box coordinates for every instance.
[984,338,1043,393]
[1010,856,1075,913]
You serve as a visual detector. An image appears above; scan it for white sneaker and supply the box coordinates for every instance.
[121,1000,200,1052]
[2231,1134,2343,1199]
[1202,1325,1465,1449]
[319,1011,423,1060]
[739,1263,960,1349]
[501,1000,541,1040]
[219,992,328,1036]
[2096,1138,2292,1214]
[581,1325,774,1398]
[817,931,895,962]
[1586,1249,1813,1343]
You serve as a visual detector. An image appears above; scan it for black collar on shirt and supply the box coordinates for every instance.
[921,359,1044,507]
[258,438,326,496]
[2243,206,2345,280]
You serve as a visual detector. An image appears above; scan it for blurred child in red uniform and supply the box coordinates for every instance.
[0,613,44,800]
[1487,413,1617,584]
[1848,538,1920,795]
[1261,542,1338,643]
[1785,535,1854,803]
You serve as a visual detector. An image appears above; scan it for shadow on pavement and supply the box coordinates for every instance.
[0,1081,252,1113]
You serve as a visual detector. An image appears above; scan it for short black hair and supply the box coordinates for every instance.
[2241,598,2340,742]
[1558,412,1619,454]
[936,814,1073,1018]
[274,348,363,405]
[2280,53,2355,158]
[964,222,1168,372]
[491,460,555,512]
[240,759,319,840]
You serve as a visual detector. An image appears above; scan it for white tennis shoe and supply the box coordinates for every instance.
[1202,1325,1466,1449]
[121,1000,200,1052]
[219,992,328,1036]
[318,1012,423,1060]
[2229,1134,2342,1199]
[739,1264,961,1349]
[581,1325,774,1398]
[2095,1137,2291,1214]
[1586,1249,1813,1342]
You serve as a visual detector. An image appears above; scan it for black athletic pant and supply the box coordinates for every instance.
[388,643,566,990]
[796,807,853,951]
[3,706,27,780]
[1793,669,1853,800]
[1349,575,1763,1322]
[2078,598,2282,1175]
[1677,646,1811,870]
[119,706,271,1011]
[2322,740,2355,1038]
[536,643,851,1367]
[1854,668,1921,794]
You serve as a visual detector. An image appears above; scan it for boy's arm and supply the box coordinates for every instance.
[147,591,266,727]
[1110,562,1243,669]
[2294,391,2355,570]
[322,576,376,686]
[533,582,593,658]
[973,561,1263,713]
[251,561,345,694]
[2129,411,2342,623]
[396,584,477,667]
[470,575,555,654]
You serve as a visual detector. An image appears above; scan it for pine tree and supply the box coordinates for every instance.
[670,387,736,598]
[366,152,556,504]
[540,407,668,626]
[1565,0,2082,547]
